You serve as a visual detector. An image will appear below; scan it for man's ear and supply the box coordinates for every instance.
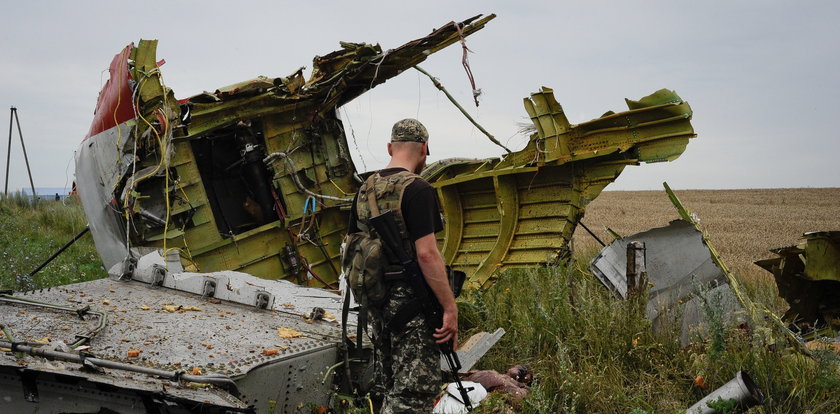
[387,142,393,156]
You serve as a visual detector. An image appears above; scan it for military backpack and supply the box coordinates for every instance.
[341,170,418,305]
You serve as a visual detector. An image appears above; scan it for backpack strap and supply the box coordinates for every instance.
[365,173,381,216]
[354,174,381,234]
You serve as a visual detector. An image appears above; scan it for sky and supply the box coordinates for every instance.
[1,1,838,192]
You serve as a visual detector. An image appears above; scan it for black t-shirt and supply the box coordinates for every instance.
[347,168,444,241]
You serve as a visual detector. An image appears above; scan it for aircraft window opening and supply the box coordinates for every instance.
[190,121,284,237]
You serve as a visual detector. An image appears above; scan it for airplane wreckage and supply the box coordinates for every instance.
[0,14,708,413]
[757,231,840,338]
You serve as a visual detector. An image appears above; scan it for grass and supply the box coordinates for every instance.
[0,192,106,291]
[2,189,839,413]
[471,187,840,413]
[463,263,840,413]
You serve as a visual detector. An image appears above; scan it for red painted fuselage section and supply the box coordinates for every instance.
[85,44,134,139]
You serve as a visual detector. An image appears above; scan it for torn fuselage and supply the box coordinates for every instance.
[76,16,495,289]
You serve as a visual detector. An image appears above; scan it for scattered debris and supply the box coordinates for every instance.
[277,327,302,339]
[686,371,764,414]
[309,307,325,321]
[162,304,201,313]
[756,231,840,336]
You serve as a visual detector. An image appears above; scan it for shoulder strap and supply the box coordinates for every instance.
[365,173,381,217]
[394,171,419,211]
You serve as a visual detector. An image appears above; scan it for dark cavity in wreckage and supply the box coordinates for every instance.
[0,14,698,413]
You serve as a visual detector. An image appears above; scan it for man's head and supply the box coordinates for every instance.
[388,118,429,173]
[391,118,429,146]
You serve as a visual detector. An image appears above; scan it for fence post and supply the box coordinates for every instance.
[626,241,646,296]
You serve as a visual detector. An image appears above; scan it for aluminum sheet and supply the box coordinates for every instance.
[1,277,351,376]
[590,219,742,345]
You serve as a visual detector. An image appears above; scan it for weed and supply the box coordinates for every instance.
[705,397,737,414]
[696,281,728,359]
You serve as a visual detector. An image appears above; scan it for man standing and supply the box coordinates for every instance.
[347,119,458,413]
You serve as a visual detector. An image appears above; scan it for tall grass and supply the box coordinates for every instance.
[0,193,106,290]
[463,260,840,413]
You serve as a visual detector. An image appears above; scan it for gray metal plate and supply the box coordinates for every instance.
[74,124,133,269]
[590,219,743,345]
[0,363,247,413]
[1,278,350,375]
[1,277,358,412]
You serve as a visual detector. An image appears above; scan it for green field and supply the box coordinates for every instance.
[1,193,838,413]
[0,194,105,290]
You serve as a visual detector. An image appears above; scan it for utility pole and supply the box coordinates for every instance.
[4,107,37,198]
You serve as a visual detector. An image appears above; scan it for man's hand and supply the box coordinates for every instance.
[415,233,459,348]
[434,308,459,347]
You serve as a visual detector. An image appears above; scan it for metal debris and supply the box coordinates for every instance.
[756,231,840,335]
[590,219,742,345]
[686,371,765,414]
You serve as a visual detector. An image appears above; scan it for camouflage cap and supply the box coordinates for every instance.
[391,118,429,143]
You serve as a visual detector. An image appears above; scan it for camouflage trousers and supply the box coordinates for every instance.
[368,283,441,413]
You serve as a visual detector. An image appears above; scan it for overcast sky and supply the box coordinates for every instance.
[1,1,838,192]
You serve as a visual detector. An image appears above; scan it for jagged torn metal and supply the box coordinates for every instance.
[756,231,840,336]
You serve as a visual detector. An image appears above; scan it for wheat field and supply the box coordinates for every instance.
[572,187,840,277]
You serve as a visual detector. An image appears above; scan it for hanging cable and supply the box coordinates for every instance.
[341,107,367,171]
[414,66,511,154]
[454,22,481,107]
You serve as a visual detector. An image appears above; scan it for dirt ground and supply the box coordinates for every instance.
[571,187,840,277]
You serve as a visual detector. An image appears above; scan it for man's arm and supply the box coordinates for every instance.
[414,233,458,347]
